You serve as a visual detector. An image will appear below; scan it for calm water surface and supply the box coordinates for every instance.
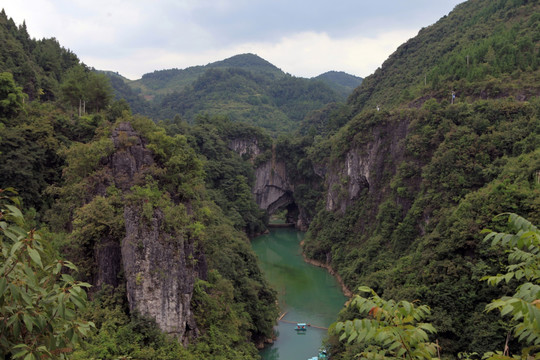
[252,228,347,360]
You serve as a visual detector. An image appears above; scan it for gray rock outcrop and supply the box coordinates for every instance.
[324,118,409,213]
[122,206,203,343]
[91,122,204,343]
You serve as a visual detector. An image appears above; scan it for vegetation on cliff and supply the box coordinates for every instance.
[0,10,277,358]
[1,0,540,358]
[329,213,540,359]
[297,0,540,357]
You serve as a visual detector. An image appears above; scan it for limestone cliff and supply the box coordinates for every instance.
[228,138,261,160]
[253,155,292,215]
[229,138,316,230]
[122,206,204,343]
[324,118,410,214]
[228,139,294,216]
[92,122,205,343]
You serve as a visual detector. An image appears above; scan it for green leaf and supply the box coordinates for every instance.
[5,204,23,219]
[358,286,374,294]
[27,246,43,269]
[501,304,514,316]
[419,323,437,334]
[23,314,33,332]
[11,348,28,359]
[0,277,6,298]
[20,289,32,306]
[10,240,24,255]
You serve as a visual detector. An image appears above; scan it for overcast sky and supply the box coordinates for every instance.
[2,0,464,80]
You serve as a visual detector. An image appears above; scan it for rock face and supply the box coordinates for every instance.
[228,138,261,160]
[110,122,154,191]
[228,138,316,231]
[228,138,296,217]
[122,206,204,343]
[253,158,293,215]
[92,122,204,343]
[325,118,410,213]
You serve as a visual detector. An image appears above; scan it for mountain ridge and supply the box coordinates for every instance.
[114,53,362,99]
[104,53,360,133]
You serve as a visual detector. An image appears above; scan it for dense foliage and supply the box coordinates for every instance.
[350,0,539,113]
[0,190,94,359]
[298,0,540,356]
[482,213,540,357]
[331,287,438,360]
[0,10,79,101]
[0,12,278,358]
[314,71,363,99]
[329,214,540,359]
[104,53,353,135]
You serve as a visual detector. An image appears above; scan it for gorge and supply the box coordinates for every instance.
[0,0,539,358]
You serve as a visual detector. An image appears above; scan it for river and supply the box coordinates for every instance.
[252,228,348,360]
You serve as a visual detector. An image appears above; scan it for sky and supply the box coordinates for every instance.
[2,0,464,80]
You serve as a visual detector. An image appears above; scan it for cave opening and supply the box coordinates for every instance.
[267,193,298,227]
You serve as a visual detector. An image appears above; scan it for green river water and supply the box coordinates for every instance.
[252,228,348,360]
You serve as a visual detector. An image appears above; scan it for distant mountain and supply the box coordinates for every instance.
[97,70,153,114]
[128,53,285,98]
[313,71,363,98]
[105,53,349,134]
[155,66,341,134]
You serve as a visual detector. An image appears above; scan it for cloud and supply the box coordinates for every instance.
[243,30,418,78]
[2,0,460,79]
[86,30,416,80]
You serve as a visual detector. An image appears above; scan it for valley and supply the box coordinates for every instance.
[0,0,539,359]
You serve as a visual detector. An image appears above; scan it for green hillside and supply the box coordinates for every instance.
[129,53,285,97]
[105,53,359,134]
[0,9,79,100]
[314,70,363,98]
[288,0,540,357]
[155,67,342,133]
[350,0,539,112]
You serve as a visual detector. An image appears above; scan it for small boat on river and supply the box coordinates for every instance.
[307,348,328,359]
[295,323,307,331]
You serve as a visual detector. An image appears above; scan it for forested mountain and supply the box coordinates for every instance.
[0,9,79,100]
[130,53,285,96]
[349,0,539,112]
[279,0,539,357]
[105,53,358,134]
[314,71,363,98]
[1,0,540,359]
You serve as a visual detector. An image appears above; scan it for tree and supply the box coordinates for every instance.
[60,65,87,116]
[332,286,438,360]
[85,72,112,113]
[0,72,25,120]
[0,189,94,359]
[482,213,540,358]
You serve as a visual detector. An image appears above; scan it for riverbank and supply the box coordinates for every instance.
[300,241,353,299]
